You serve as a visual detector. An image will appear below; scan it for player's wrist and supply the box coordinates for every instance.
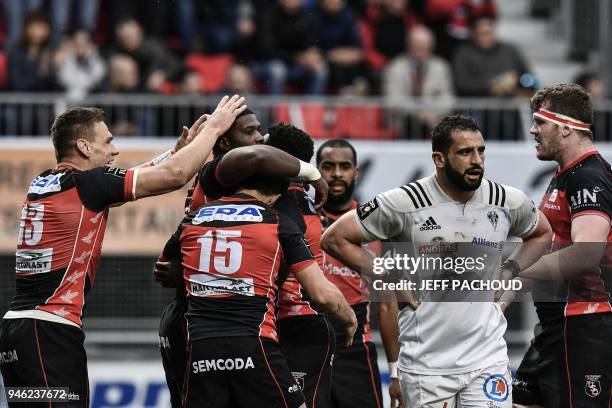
[501,259,521,278]
[297,160,321,182]
[148,148,176,167]
[388,361,399,379]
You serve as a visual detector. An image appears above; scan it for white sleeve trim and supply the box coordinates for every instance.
[132,168,139,200]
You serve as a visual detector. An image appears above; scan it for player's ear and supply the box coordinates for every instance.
[354,166,360,181]
[432,151,445,169]
[75,138,91,158]
[561,125,572,138]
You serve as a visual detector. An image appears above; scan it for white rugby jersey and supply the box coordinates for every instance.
[356,174,538,374]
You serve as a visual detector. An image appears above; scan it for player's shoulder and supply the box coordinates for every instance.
[567,154,611,183]
[481,178,529,211]
[378,176,439,212]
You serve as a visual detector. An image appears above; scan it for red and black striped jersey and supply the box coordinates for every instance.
[9,166,135,326]
[535,151,612,325]
[274,186,325,320]
[322,201,376,343]
[162,194,316,342]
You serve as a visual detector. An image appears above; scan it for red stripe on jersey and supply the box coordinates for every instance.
[288,259,316,274]
[259,242,282,341]
[123,169,135,201]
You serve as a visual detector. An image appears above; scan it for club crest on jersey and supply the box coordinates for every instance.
[483,374,509,402]
[357,198,379,220]
[487,210,499,230]
[193,205,265,224]
[585,375,602,398]
[29,173,64,194]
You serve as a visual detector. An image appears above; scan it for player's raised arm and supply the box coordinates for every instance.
[292,262,357,346]
[216,144,329,210]
[133,95,247,199]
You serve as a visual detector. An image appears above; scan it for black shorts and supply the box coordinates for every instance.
[158,298,188,408]
[279,315,335,408]
[330,340,382,408]
[185,336,305,408]
[513,313,612,407]
[0,318,88,407]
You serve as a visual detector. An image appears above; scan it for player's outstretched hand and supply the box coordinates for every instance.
[344,310,358,347]
[389,378,405,408]
[310,177,329,211]
[174,114,210,151]
[153,260,182,288]
[205,95,247,136]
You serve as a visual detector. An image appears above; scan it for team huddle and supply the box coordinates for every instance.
[0,84,611,408]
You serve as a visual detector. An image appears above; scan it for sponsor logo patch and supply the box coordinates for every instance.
[189,274,255,297]
[192,357,255,373]
[483,374,509,402]
[29,173,64,195]
[585,375,602,398]
[0,349,18,364]
[193,205,264,224]
[15,248,53,274]
[419,216,441,231]
[104,167,127,178]
[357,198,379,220]
[291,371,306,391]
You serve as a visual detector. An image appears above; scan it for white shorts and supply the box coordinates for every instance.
[399,362,512,408]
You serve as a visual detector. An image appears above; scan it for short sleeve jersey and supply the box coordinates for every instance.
[162,194,315,342]
[274,186,325,320]
[356,174,538,374]
[323,201,377,343]
[535,151,612,325]
[11,166,136,326]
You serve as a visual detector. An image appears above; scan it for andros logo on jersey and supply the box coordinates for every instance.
[483,374,509,402]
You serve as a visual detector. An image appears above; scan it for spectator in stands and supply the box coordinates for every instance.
[383,25,454,135]
[106,54,145,136]
[176,0,255,54]
[49,0,99,48]
[107,0,173,39]
[574,71,605,101]
[250,0,328,95]
[177,70,203,95]
[452,16,532,97]
[107,54,140,93]
[224,64,256,95]
[111,18,183,93]
[314,0,365,92]
[8,10,57,91]
[1,0,43,51]
[360,0,421,71]
[56,30,106,100]
[424,0,497,60]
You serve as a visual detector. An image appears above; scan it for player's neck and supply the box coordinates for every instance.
[557,138,596,169]
[324,198,354,214]
[435,173,475,203]
[56,159,88,172]
[237,188,278,205]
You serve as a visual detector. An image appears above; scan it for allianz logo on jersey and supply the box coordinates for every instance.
[28,173,64,194]
[193,204,265,224]
[419,216,441,231]
[189,274,255,297]
[15,248,53,274]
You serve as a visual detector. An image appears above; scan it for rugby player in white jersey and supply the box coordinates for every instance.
[321,115,552,407]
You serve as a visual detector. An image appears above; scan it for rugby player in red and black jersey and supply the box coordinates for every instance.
[511,83,612,407]
[160,174,356,408]
[155,116,331,407]
[0,95,247,407]
[316,139,387,408]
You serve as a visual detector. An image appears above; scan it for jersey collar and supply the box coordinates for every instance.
[556,150,599,176]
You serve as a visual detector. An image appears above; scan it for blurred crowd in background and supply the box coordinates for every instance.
[0,0,565,99]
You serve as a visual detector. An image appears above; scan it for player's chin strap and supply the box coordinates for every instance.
[533,109,591,131]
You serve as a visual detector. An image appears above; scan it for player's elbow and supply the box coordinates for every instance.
[310,281,340,311]
[166,166,191,189]
[321,229,340,255]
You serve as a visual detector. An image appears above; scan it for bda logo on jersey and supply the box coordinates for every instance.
[193,205,265,224]
[483,374,509,402]
[585,375,602,398]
